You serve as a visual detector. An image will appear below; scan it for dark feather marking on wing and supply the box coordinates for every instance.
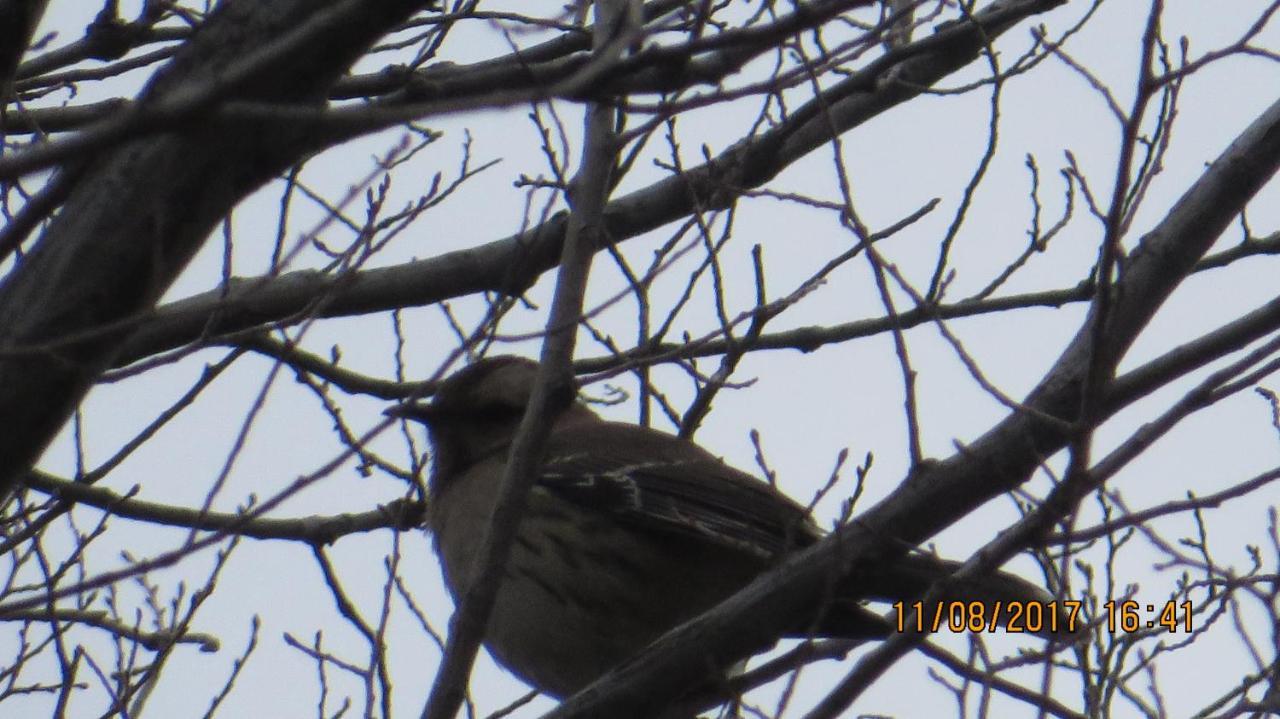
[509,565,571,606]
[538,423,821,559]
[514,534,543,558]
[541,531,583,571]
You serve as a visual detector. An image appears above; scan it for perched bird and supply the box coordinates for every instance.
[388,355,1066,700]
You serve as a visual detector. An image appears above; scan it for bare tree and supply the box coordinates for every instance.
[3,1,1280,717]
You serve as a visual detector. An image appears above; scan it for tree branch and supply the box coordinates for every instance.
[22,470,425,544]
[0,0,433,501]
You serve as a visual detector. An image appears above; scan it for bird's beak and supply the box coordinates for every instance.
[384,402,435,423]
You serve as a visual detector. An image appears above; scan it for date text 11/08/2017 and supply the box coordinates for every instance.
[891,600,1194,634]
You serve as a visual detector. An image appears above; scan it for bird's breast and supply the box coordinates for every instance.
[427,459,764,697]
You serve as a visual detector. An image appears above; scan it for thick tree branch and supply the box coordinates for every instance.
[111,0,1066,368]
[0,0,48,99]
[0,0,432,501]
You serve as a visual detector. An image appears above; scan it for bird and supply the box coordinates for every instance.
[387,355,1069,701]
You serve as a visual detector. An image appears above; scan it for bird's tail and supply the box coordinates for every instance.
[802,553,1081,641]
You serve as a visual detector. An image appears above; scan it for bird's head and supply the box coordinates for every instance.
[385,355,593,488]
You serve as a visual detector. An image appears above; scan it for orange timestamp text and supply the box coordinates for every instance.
[892,599,1084,634]
[1104,600,1193,633]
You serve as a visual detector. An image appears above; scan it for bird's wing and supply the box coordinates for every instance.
[537,423,1068,636]
[538,422,822,559]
